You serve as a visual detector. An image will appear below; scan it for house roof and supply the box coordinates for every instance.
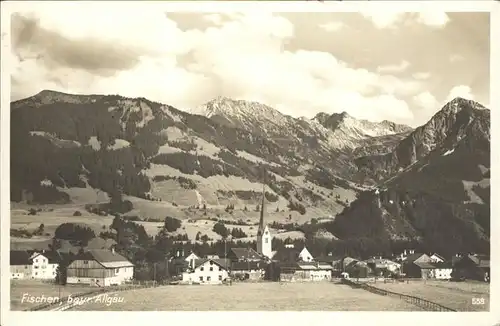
[230,248,263,261]
[32,251,65,264]
[404,253,426,263]
[430,253,446,261]
[193,258,230,270]
[76,250,133,268]
[272,247,300,263]
[10,250,32,265]
[231,261,263,271]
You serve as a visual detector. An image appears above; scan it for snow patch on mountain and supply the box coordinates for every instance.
[88,136,101,151]
[108,139,130,151]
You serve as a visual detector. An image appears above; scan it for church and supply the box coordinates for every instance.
[256,175,275,260]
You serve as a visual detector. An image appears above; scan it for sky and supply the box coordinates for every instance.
[9,3,490,127]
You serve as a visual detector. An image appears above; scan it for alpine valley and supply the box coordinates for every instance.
[10,91,490,257]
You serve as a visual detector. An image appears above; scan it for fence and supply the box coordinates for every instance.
[26,281,159,311]
[341,278,456,312]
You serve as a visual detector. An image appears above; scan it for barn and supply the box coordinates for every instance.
[66,249,134,286]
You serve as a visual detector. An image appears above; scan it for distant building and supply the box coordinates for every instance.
[231,261,265,281]
[67,249,134,286]
[365,257,401,276]
[227,248,263,262]
[10,250,33,279]
[31,251,61,280]
[453,254,490,282]
[430,262,453,280]
[429,253,445,263]
[298,247,314,262]
[182,258,229,284]
[279,261,332,282]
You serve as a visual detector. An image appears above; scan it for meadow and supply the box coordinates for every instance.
[369,279,490,312]
[71,282,424,311]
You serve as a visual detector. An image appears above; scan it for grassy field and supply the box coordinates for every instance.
[369,280,490,312]
[71,282,424,311]
[10,280,97,311]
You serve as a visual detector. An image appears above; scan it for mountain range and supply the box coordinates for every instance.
[10,91,490,256]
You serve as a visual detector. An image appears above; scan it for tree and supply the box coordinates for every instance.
[54,223,96,246]
[255,204,260,212]
[55,259,68,285]
[164,216,182,233]
[212,222,229,238]
[195,232,201,241]
[276,207,279,212]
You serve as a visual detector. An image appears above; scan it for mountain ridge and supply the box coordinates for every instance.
[10,91,490,255]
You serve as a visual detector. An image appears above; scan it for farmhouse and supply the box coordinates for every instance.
[365,257,401,276]
[279,261,332,282]
[430,262,453,280]
[67,249,134,286]
[231,261,265,281]
[181,258,229,284]
[453,253,490,282]
[10,250,33,279]
[31,251,61,280]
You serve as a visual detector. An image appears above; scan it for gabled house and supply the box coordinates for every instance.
[272,244,301,263]
[298,247,314,262]
[31,251,62,280]
[429,253,445,263]
[10,250,32,279]
[67,249,134,286]
[365,257,401,276]
[279,261,332,282]
[401,253,432,278]
[453,254,490,282]
[182,258,229,284]
[231,260,265,281]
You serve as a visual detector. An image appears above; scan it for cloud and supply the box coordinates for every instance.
[361,11,450,29]
[11,14,143,76]
[319,21,344,32]
[415,11,450,28]
[446,85,474,102]
[10,6,422,124]
[376,60,410,74]
[412,72,431,80]
[414,91,439,111]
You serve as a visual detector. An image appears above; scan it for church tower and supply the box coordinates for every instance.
[257,168,273,259]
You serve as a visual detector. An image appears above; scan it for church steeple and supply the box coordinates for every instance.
[256,166,272,259]
[257,167,266,237]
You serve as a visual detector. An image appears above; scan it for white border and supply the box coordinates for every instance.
[1,1,499,326]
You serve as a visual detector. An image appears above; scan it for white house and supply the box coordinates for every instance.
[298,247,314,262]
[67,249,134,286]
[182,258,229,284]
[184,252,200,267]
[431,262,453,280]
[31,251,60,280]
[429,253,445,263]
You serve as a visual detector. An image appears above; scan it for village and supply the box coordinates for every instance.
[10,200,490,287]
